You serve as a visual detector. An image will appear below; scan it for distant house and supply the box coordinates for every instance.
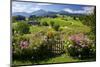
[28,21,39,25]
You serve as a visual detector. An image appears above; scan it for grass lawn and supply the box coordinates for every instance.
[13,53,84,66]
[38,54,95,64]
[13,53,95,66]
[37,54,80,64]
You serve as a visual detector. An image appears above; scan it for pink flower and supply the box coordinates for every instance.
[69,33,89,46]
[20,40,29,49]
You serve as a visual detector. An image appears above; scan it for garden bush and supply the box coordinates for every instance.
[50,21,54,27]
[13,21,30,35]
[13,32,53,61]
[53,24,60,31]
[12,35,30,60]
[66,33,96,59]
[42,21,49,26]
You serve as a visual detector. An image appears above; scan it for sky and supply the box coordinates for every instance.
[12,1,95,14]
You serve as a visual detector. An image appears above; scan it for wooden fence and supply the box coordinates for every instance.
[45,39,65,55]
[32,32,65,56]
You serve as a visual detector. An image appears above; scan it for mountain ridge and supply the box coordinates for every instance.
[12,9,85,17]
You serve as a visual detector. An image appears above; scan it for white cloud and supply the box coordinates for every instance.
[26,6,41,13]
[63,6,94,14]
[36,3,53,6]
[63,8,85,14]
[83,7,94,14]
[63,8,74,13]
[12,2,29,12]
[12,2,41,13]
[12,1,95,14]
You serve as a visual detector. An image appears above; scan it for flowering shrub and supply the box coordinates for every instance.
[69,33,90,46]
[13,33,53,60]
[12,35,30,60]
[67,33,96,59]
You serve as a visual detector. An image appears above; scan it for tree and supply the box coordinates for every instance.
[29,15,36,21]
[42,22,49,26]
[15,15,26,21]
[50,21,54,27]
[12,16,17,22]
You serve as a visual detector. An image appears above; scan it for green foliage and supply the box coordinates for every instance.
[13,21,30,35]
[13,33,52,61]
[78,12,96,34]
[42,21,49,26]
[29,15,36,21]
[12,16,17,22]
[12,15,26,22]
[29,26,49,34]
[50,21,54,27]
[53,24,60,31]
[66,33,96,59]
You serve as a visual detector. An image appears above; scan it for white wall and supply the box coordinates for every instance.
[0,0,100,67]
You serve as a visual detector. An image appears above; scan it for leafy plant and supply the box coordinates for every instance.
[42,21,49,26]
[53,24,60,31]
[66,33,96,59]
[14,21,30,35]
[50,21,54,27]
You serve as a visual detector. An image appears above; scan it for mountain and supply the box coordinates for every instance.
[12,12,30,17]
[12,9,85,17]
[59,10,69,14]
[31,9,58,16]
[31,9,47,16]
[59,10,84,16]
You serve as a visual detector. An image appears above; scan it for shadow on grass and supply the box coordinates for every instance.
[12,52,65,66]
[12,52,96,67]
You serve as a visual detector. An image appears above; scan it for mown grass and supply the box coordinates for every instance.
[40,17,83,26]
[29,26,49,34]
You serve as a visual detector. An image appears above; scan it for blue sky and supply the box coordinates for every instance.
[12,1,95,14]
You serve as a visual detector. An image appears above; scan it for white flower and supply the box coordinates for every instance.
[68,44,73,48]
